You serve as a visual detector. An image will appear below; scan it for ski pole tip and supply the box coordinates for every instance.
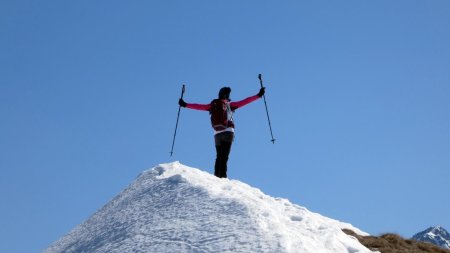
[258,74,262,80]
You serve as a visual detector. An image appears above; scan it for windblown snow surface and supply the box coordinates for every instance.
[44,162,377,253]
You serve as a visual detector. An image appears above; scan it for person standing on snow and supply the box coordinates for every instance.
[178,86,265,178]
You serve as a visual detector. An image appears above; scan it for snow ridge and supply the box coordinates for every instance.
[412,226,450,249]
[44,162,376,253]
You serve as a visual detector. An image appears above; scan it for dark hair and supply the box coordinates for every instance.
[218,87,231,99]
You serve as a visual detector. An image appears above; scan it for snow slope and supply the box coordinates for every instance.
[44,162,377,253]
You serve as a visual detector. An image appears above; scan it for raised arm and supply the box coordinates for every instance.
[230,95,260,110]
[186,102,211,111]
[179,98,211,111]
[229,88,265,110]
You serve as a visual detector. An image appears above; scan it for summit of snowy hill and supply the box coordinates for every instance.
[44,162,377,253]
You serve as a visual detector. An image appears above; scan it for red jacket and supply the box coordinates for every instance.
[186,94,260,112]
[185,94,260,133]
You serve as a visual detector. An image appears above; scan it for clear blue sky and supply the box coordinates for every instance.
[1,1,449,252]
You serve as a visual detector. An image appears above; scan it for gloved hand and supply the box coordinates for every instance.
[179,98,187,107]
[257,87,265,97]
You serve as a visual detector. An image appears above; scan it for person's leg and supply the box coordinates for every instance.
[220,141,232,178]
[214,132,234,178]
[214,133,224,177]
[214,145,224,177]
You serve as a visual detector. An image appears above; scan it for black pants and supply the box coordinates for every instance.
[214,131,234,178]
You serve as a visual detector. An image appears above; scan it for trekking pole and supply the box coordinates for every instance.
[170,84,185,156]
[258,74,276,144]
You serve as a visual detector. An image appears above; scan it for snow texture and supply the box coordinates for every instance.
[412,226,450,249]
[44,162,377,253]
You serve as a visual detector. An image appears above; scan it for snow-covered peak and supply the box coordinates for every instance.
[412,226,450,249]
[44,162,376,253]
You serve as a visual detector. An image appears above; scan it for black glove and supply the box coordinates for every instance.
[179,98,187,107]
[257,87,265,97]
